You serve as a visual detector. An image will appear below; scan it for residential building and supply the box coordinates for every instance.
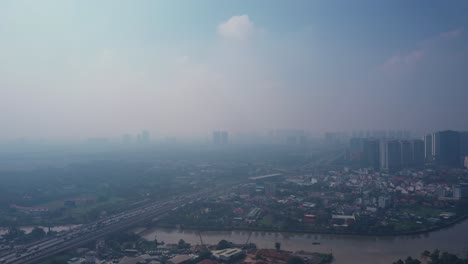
[213,131,229,145]
[400,140,412,168]
[433,130,460,167]
[380,140,401,172]
[364,139,380,168]
[378,196,391,208]
[167,255,193,264]
[425,134,433,161]
[460,132,468,156]
[412,139,425,167]
[453,183,468,199]
[211,248,244,261]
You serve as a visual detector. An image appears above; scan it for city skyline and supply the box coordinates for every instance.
[1,1,468,140]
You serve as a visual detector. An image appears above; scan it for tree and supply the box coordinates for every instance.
[29,227,46,240]
[404,256,420,264]
[275,242,281,252]
[198,249,212,260]
[178,239,189,249]
[47,230,58,237]
[216,240,232,250]
[287,256,305,264]
[430,249,440,263]
[393,249,468,264]
[178,239,185,248]
[421,250,430,260]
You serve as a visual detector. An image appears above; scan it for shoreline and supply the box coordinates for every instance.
[149,214,468,238]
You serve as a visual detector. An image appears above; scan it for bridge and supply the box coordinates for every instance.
[0,189,217,264]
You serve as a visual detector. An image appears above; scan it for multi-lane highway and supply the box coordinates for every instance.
[0,189,216,264]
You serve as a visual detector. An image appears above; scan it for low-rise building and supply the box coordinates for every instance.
[167,255,193,264]
[211,248,244,261]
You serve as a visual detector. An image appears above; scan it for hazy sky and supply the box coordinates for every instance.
[1,0,467,140]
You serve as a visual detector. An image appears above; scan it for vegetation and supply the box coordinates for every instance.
[393,250,468,264]
[2,227,47,244]
[216,239,234,250]
[287,256,305,264]
[275,242,281,251]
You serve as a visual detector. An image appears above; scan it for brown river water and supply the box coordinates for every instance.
[139,220,468,264]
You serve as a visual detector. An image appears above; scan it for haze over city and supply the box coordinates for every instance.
[2,2,468,264]
[1,1,468,140]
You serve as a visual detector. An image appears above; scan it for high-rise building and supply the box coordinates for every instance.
[213,131,229,145]
[400,140,412,168]
[349,138,366,164]
[213,131,221,144]
[424,134,433,161]
[122,134,132,144]
[350,138,365,153]
[137,130,150,144]
[433,130,460,167]
[431,132,439,162]
[460,132,468,157]
[380,140,401,172]
[453,183,468,200]
[221,131,228,144]
[411,139,425,167]
[364,139,380,168]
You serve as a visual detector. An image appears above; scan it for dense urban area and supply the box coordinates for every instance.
[1,129,468,264]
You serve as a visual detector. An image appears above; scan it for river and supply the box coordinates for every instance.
[139,220,468,264]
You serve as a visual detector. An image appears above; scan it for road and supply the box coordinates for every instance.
[0,189,218,264]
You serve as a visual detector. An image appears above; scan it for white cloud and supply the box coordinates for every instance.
[383,49,425,70]
[439,28,463,39]
[382,28,463,73]
[217,15,254,40]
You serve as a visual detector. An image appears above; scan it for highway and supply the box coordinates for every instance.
[0,189,217,264]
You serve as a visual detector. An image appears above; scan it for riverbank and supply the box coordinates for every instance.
[152,213,468,238]
[139,218,468,264]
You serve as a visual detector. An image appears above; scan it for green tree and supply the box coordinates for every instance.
[216,240,231,250]
[421,250,431,260]
[404,256,420,264]
[198,249,212,260]
[29,227,46,240]
[275,242,281,252]
[287,256,305,264]
[178,239,189,249]
[430,249,440,263]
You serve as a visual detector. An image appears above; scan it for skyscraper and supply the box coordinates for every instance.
[460,132,468,157]
[380,140,401,173]
[411,139,425,167]
[213,131,229,145]
[137,130,150,144]
[432,132,438,160]
[424,134,433,161]
[433,130,460,167]
[364,139,380,168]
[400,140,412,168]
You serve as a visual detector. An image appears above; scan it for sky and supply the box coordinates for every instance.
[0,0,467,140]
